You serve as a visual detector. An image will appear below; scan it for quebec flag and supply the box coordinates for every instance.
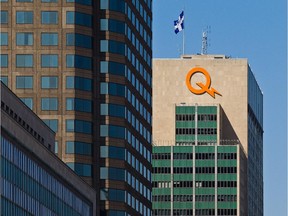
[174,11,184,34]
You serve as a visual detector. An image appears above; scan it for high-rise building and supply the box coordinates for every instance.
[0,1,152,215]
[152,55,263,216]
[1,82,96,215]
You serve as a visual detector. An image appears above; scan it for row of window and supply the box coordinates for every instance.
[153,209,237,216]
[127,107,151,142]
[127,171,151,202]
[99,164,151,204]
[127,87,152,125]
[0,32,92,48]
[127,3,152,50]
[152,167,194,174]
[176,114,217,121]
[152,152,237,160]
[66,163,91,177]
[3,76,92,91]
[0,54,92,69]
[127,68,152,106]
[126,129,151,163]
[1,138,91,214]
[176,128,217,135]
[100,127,152,184]
[41,118,93,135]
[1,11,92,27]
[218,167,237,174]
[154,181,237,188]
[195,167,215,174]
[126,190,151,216]
[152,194,235,202]
[153,166,237,174]
[100,187,151,216]
[100,61,152,127]
[126,150,151,183]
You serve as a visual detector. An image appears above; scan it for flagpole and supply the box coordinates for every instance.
[182,8,185,55]
[183,25,185,55]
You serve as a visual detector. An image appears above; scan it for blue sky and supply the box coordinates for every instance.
[152,0,287,215]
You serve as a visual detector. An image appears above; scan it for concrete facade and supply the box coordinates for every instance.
[152,55,263,216]
[153,55,250,152]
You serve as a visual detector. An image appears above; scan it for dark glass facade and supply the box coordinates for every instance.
[1,136,92,216]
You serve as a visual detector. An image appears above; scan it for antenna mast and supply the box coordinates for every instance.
[201,26,210,55]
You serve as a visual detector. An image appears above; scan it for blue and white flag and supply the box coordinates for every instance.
[174,11,184,34]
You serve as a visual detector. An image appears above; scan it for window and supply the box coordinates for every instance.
[66,163,92,177]
[41,98,58,110]
[66,54,92,70]
[0,33,8,45]
[20,98,33,109]
[100,146,125,160]
[16,11,33,24]
[66,11,92,27]
[0,76,8,85]
[16,54,33,67]
[41,33,58,45]
[16,33,33,45]
[43,119,58,132]
[41,54,58,67]
[0,54,8,67]
[66,141,92,155]
[66,0,92,5]
[100,167,125,181]
[66,98,92,112]
[100,19,125,34]
[105,189,125,202]
[100,82,125,97]
[54,141,58,154]
[66,33,92,49]
[100,40,125,55]
[100,103,125,118]
[100,0,125,13]
[100,125,125,139]
[41,76,58,89]
[100,61,125,76]
[0,11,8,24]
[41,11,58,24]
[42,0,58,2]
[17,0,33,2]
[66,76,92,91]
[66,119,92,134]
[16,76,33,89]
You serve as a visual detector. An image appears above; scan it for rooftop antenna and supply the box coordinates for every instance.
[201,26,211,55]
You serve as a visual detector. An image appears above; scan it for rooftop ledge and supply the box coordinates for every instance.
[180,54,229,59]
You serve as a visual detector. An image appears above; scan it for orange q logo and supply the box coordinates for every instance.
[186,67,222,98]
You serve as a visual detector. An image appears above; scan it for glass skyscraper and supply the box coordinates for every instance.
[0,0,152,215]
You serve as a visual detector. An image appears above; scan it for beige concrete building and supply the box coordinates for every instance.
[152,55,263,216]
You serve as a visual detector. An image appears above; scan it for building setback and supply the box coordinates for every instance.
[152,55,263,216]
[1,82,96,215]
[0,1,152,215]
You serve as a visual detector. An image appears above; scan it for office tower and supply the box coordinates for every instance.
[0,1,152,215]
[1,82,96,215]
[152,55,263,216]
